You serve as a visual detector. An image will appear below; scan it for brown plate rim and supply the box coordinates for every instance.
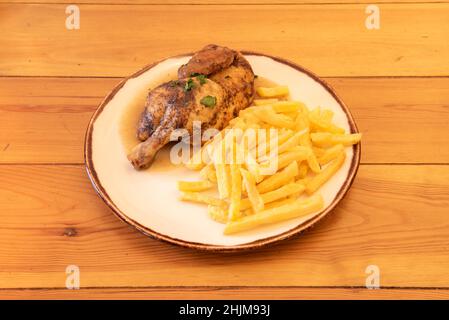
[84,50,361,252]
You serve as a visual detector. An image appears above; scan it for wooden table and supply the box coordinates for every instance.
[1,0,449,300]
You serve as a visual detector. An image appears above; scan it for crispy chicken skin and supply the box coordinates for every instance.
[128,44,255,169]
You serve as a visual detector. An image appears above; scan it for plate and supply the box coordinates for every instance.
[85,51,361,252]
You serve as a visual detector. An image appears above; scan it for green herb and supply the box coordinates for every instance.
[190,72,200,77]
[184,78,195,92]
[196,74,207,85]
[200,95,217,108]
[168,80,179,87]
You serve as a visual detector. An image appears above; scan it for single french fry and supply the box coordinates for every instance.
[240,182,305,211]
[177,180,214,192]
[272,101,304,113]
[239,110,257,124]
[257,161,298,194]
[306,151,321,174]
[243,153,263,183]
[213,143,231,199]
[180,192,227,207]
[254,108,295,129]
[305,152,346,194]
[256,86,289,98]
[278,131,302,154]
[244,196,297,216]
[240,168,264,213]
[319,144,345,165]
[310,133,362,147]
[229,163,242,220]
[254,98,279,106]
[208,205,228,224]
[224,194,324,234]
[273,147,310,170]
[227,134,242,220]
[264,197,297,210]
[309,114,345,134]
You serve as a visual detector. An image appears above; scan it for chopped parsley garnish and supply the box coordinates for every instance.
[196,74,207,85]
[200,95,217,108]
[189,73,207,85]
[184,78,195,92]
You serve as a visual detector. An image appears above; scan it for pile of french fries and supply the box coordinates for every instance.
[177,85,361,235]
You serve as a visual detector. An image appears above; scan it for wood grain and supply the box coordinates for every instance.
[1,164,448,289]
[0,0,441,4]
[1,77,448,164]
[1,4,448,77]
[2,287,449,300]
[1,0,449,299]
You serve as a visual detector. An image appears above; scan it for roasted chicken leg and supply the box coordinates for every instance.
[128,44,255,169]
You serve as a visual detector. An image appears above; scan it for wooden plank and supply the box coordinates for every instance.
[1,77,448,164]
[0,77,118,164]
[0,0,438,3]
[1,287,449,300]
[0,165,449,289]
[0,4,448,77]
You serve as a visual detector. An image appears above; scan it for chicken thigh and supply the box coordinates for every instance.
[128,44,255,169]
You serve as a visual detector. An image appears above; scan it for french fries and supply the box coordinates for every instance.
[177,180,214,192]
[178,84,361,234]
[224,194,324,235]
[240,168,264,213]
[277,131,303,154]
[319,144,344,165]
[213,140,231,199]
[310,132,362,147]
[228,138,242,220]
[208,205,228,224]
[305,152,346,195]
[257,161,298,194]
[309,108,345,134]
[180,192,227,207]
[256,86,289,98]
[254,108,295,129]
[240,182,305,211]
[274,148,309,170]
[271,101,304,113]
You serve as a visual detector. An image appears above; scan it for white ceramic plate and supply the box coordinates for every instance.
[85,52,361,251]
